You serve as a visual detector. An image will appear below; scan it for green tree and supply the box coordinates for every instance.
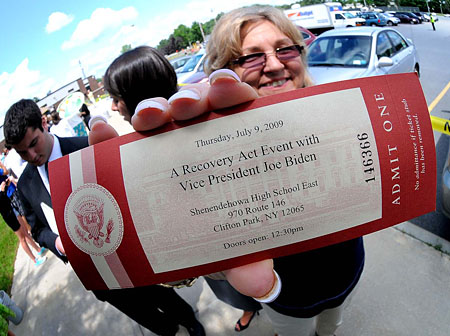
[157,38,169,51]
[399,0,428,11]
[158,34,185,55]
[373,0,390,7]
[173,24,192,47]
[202,16,218,36]
[121,44,132,54]
[191,22,205,43]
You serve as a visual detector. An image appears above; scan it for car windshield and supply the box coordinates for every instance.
[178,53,203,73]
[308,36,372,67]
[343,12,356,19]
[170,56,190,69]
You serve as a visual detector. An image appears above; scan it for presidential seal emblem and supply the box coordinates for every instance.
[64,183,123,256]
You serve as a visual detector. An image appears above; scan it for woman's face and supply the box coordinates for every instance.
[111,97,131,123]
[233,20,305,97]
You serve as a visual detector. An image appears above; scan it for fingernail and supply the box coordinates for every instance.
[208,69,241,85]
[88,115,107,129]
[135,99,167,116]
[168,90,201,105]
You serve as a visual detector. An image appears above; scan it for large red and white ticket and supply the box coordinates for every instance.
[50,73,436,290]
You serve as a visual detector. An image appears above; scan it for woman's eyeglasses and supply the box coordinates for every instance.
[231,45,304,69]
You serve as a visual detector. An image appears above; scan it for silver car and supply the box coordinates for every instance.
[169,55,193,72]
[308,27,420,85]
[380,13,400,26]
[176,49,206,84]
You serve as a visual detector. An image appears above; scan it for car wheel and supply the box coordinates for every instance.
[410,20,415,24]
[370,23,377,26]
[387,21,394,26]
[414,64,420,78]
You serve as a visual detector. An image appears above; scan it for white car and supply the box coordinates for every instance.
[421,12,439,21]
[176,49,206,84]
[308,27,420,85]
[380,13,400,26]
[170,55,193,72]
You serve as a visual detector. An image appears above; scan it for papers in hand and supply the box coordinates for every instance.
[41,202,59,235]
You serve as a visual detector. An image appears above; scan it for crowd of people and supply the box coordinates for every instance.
[3,5,367,336]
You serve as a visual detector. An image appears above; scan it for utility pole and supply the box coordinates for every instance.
[199,22,206,42]
[78,60,86,79]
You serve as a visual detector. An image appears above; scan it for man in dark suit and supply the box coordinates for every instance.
[4,99,205,336]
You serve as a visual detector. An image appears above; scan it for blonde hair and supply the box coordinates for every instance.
[205,5,313,87]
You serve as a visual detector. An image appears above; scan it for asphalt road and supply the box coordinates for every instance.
[393,18,450,241]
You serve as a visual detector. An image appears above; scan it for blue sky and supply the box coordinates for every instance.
[0,0,290,119]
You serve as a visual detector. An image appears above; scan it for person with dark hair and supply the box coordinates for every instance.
[4,98,205,336]
[104,46,178,123]
[79,103,91,130]
[103,46,263,332]
[50,110,61,125]
[44,111,53,129]
[0,160,46,266]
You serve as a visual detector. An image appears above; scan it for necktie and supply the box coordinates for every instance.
[45,161,49,178]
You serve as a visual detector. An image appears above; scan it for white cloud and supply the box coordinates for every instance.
[126,0,292,47]
[61,0,293,80]
[62,7,138,50]
[0,59,55,118]
[46,12,74,33]
[66,45,121,83]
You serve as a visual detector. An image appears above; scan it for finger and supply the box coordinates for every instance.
[132,98,171,131]
[168,83,209,120]
[224,259,275,298]
[208,69,258,110]
[88,116,119,146]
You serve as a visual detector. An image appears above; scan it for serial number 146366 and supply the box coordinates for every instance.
[357,132,376,183]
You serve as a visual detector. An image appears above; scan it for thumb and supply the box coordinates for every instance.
[88,116,119,145]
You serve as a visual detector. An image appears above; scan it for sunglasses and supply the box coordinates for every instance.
[231,44,304,69]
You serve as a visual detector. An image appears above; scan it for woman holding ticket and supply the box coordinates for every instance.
[201,6,364,335]
[91,5,365,336]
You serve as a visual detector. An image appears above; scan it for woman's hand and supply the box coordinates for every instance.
[88,115,120,145]
[224,259,276,299]
[137,69,258,127]
[7,176,16,186]
[88,69,257,145]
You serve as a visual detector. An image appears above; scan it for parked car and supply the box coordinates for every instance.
[397,12,422,23]
[421,12,439,21]
[357,12,388,26]
[412,12,427,22]
[391,12,419,24]
[181,65,208,84]
[297,25,316,46]
[177,49,207,84]
[169,55,192,72]
[380,13,400,26]
[307,27,420,85]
